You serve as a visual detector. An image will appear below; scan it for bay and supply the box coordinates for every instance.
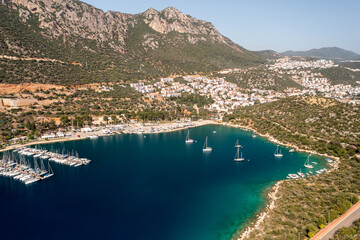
[0,125,328,240]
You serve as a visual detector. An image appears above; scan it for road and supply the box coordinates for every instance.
[312,198,360,240]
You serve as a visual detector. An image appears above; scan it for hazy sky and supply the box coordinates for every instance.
[82,0,360,54]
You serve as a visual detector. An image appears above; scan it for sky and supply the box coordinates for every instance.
[82,0,360,54]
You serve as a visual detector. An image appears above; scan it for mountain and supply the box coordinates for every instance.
[282,47,360,61]
[0,0,263,85]
[253,50,282,60]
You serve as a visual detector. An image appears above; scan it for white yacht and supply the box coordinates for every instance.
[234,148,245,162]
[304,155,314,169]
[325,158,333,163]
[297,169,305,178]
[185,130,194,143]
[234,139,242,148]
[274,145,283,157]
[203,136,212,152]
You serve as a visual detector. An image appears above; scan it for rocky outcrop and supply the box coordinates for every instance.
[2,0,245,54]
[6,0,131,52]
[142,7,225,43]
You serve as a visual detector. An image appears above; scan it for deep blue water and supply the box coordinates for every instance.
[0,125,328,240]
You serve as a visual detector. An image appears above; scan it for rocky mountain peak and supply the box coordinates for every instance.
[1,0,247,55]
[161,7,184,19]
[141,6,225,44]
[143,7,158,18]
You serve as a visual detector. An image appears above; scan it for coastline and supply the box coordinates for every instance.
[0,120,214,153]
[237,180,283,240]
[0,120,340,239]
[219,122,340,239]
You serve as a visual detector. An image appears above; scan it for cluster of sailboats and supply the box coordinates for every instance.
[185,130,246,161]
[0,151,54,185]
[286,154,331,179]
[185,131,213,152]
[185,130,333,177]
[15,147,91,167]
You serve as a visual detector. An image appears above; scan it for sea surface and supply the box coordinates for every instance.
[0,125,328,240]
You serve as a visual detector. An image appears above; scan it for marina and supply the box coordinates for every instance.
[0,151,53,185]
[0,146,92,185]
[17,146,91,167]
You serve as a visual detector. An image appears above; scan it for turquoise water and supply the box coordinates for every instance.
[0,125,328,240]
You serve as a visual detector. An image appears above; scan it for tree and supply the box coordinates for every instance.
[103,116,109,125]
[111,115,118,124]
[60,115,70,126]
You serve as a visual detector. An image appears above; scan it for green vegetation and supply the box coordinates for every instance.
[339,61,360,70]
[332,218,360,239]
[225,96,360,239]
[318,67,360,86]
[173,93,214,107]
[226,96,360,152]
[252,50,282,60]
[216,68,303,91]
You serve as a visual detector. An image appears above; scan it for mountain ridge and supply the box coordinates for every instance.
[0,0,263,84]
[282,47,360,61]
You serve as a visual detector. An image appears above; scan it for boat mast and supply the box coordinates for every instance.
[40,158,46,171]
[48,161,54,174]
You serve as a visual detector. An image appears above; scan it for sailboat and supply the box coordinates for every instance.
[234,148,244,162]
[234,139,242,148]
[203,136,212,152]
[185,130,194,143]
[304,155,314,168]
[43,162,54,179]
[297,169,305,178]
[274,145,283,157]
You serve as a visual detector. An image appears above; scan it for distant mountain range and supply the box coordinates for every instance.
[0,0,263,85]
[282,47,360,61]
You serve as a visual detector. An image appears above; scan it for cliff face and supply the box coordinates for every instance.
[7,0,131,52]
[3,0,243,53]
[142,7,223,40]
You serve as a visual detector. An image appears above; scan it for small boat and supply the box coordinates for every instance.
[325,158,333,163]
[185,130,194,143]
[297,169,305,178]
[288,174,299,179]
[89,135,98,139]
[274,145,283,157]
[213,131,216,133]
[203,136,212,152]
[304,155,314,169]
[234,139,242,148]
[234,148,244,162]
[289,149,295,152]
[43,162,54,179]
[252,134,256,138]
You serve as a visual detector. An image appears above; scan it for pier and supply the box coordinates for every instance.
[0,151,53,185]
[0,146,91,185]
[17,147,91,167]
